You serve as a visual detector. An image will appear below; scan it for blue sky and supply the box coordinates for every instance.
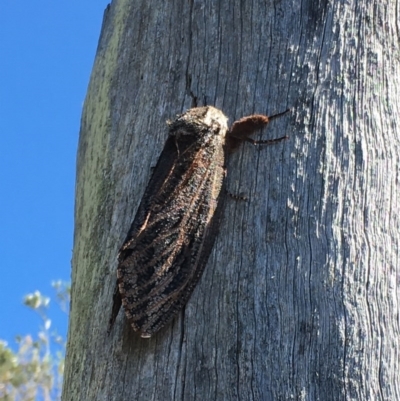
[0,1,109,348]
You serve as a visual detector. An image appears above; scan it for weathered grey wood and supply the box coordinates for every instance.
[63,0,400,400]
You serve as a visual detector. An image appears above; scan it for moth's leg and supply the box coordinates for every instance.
[245,135,288,146]
[226,189,248,201]
[268,108,291,121]
[186,73,198,108]
[107,281,122,335]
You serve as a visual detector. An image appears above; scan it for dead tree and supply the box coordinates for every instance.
[63,1,400,400]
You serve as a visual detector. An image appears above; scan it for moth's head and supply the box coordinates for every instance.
[168,106,229,136]
[200,106,229,131]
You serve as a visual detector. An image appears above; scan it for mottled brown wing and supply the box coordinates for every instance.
[117,133,227,337]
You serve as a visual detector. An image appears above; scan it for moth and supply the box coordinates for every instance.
[109,106,289,338]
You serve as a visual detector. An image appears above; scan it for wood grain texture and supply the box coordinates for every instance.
[63,0,400,400]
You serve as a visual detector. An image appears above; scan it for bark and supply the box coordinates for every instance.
[63,0,400,400]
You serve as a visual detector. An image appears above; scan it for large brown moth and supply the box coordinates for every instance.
[109,106,289,338]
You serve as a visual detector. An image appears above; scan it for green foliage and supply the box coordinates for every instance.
[0,281,69,401]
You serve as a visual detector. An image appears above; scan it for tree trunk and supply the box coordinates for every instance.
[63,0,400,400]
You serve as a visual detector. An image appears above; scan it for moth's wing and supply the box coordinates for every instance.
[117,134,227,337]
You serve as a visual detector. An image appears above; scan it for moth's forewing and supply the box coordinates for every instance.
[117,107,228,337]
